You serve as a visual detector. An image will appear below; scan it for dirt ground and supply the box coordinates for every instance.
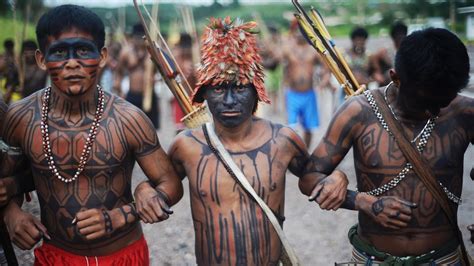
[13,38,474,265]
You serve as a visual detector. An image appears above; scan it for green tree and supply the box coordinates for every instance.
[0,0,9,15]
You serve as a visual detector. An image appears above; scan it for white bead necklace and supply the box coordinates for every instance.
[41,85,105,183]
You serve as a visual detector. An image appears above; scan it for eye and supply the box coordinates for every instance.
[52,48,67,58]
[234,86,246,92]
[76,46,91,57]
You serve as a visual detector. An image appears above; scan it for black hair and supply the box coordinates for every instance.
[390,21,408,40]
[132,23,145,36]
[36,5,105,52]
[268,24,279,34]
[350,27,368,40]
[395,28,469,94]
[3,39,14,50]
[21,40,38,53]
[178,32,192,48]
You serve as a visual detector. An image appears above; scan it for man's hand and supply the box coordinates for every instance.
[4,203,50,250]
[75,208,118,240]
[134,181,173,224]
[309,170,348,210]
[359,194,417,230]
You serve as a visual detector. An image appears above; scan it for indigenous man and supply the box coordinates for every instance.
[135,17,348,265]
[172,32,196,133]
[0,5,182,265]
[0,96,12,265]
[309,28,472,264]
[260,25,283,113]
[1,39,20,104]
[345,27,371,87]
[20,40,48,98]
[281,23,330,147]
[114,23,160,129]
[370,22,408,87]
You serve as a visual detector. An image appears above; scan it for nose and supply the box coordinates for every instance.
[64,57,81,69]
[223,88,236,107]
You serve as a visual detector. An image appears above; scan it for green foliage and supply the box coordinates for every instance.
[0,0,8,15]
[0,17,37,53]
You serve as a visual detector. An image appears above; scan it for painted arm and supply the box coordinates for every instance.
[0,103,34,206]
[134,130,188,221]
[74,105,183,240]
[2,196,51,250]
[301,97,416,228]
[283,126,348,210]
[131,108,183,224]
[298,98,356,210]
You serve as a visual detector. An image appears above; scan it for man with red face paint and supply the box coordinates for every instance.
[134,17,349,265]
[0,5,182,265]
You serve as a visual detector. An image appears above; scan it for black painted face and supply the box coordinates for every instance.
[45,38,100,62]
[204,82,257,128]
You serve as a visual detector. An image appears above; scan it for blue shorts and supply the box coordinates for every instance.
[285,88,319,130]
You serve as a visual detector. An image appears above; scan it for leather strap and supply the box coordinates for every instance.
[203,122,300,265]
[370,89,469,265]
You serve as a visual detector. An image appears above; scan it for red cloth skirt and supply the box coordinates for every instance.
[34,236,149,266]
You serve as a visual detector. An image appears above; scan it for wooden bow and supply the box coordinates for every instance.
[132,1,210,128]
[292,0,365,97]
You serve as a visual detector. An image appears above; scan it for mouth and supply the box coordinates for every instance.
[64,75,85,82]
[221,111,241,117]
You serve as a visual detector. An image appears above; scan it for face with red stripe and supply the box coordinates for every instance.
[36,28,107,96]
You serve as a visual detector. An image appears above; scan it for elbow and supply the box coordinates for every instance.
[298,176,312,197]
[168,181,184,206]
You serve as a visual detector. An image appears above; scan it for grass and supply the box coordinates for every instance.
[0,17,36,54]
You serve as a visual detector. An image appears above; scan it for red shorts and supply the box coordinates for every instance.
[34,236,149,266]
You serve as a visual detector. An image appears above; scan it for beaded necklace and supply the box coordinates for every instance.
[41,85,105,183]
[362,87,461,204]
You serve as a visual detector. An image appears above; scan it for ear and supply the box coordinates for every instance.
[389,69,400,87]
[35,49,47,71]
[99,47,108,69]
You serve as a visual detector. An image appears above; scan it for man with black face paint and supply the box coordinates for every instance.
[310,28,473,264]
[135,17,349,265]
[0,5,182,265]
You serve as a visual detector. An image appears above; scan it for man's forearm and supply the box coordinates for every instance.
[0,140,24,177]
[298,172,326,196]
[1,194,23,217]
[340,190,358,210]
[146,179,181,206]
[112,203,139,230]
[340,190,376,213]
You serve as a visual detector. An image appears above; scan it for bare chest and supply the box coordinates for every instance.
[354,119,467,172]
[186,142,290,209]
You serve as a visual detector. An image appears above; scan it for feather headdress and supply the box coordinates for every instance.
[191,17,270,104]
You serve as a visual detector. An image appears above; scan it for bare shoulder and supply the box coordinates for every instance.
[450,94,474,113]
[109,93,153,125]
[257,118,307,152]
[169,127,207,159]
[330,93,369,126]
[107,92,159,153]
[2,91,42,144]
